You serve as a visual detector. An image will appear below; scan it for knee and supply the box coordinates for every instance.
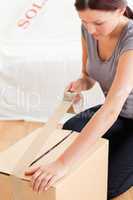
[62,112,89,132]
[62,117,80,132]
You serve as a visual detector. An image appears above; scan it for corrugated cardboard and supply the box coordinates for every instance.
[0,93,108,200]
[0,128,108,200]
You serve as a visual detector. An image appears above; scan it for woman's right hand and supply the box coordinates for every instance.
[65,78,90,104]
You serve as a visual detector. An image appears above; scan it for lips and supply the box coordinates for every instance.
[93,34,99,37]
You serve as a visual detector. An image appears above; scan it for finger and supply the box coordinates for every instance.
[32,173,45,192]
[65,82,73,93]
[68,82,74,91]
[31,169,43,189]
[73,94,81,103]
[38,174,53,193]
[25,166,40,176]
[43,175,57,191]
[70,82,77,92]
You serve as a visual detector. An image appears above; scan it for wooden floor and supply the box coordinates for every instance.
[0,120,132,200]
[0,120,44,151]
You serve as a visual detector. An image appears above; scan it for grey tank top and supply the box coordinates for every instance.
[81,19,133,119]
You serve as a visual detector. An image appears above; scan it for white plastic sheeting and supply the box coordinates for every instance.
[0,0,82,122]
[0,0,132,122]
[128,0,133,8]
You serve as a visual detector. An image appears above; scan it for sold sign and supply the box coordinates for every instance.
[17,0,48,29]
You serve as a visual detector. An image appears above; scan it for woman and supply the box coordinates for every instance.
[25,0,133,199]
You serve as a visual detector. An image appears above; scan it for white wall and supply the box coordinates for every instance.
[0,0,82,121]
[0,0,132,122]
[128,0,133,8]
[0,0,81,46]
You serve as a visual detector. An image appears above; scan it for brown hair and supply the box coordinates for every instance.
[75,0,133,19]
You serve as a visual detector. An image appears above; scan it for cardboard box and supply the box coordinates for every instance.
[0,126,108,200]
[0,95,108,200]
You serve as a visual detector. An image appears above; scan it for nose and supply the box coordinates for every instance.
[86,23,96,34]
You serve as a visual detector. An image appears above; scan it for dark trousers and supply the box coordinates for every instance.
[62,105,133,199]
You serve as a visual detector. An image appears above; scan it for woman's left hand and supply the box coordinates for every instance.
[25,159,68,193]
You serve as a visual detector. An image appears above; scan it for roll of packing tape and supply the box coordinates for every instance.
[63,91,77,102]
[73,82,105,113]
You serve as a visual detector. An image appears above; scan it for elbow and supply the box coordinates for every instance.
[101,98,123,122]
[108,108,119,121]
[100,105,120,124]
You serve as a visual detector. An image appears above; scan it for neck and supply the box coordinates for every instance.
[108,16,129,39]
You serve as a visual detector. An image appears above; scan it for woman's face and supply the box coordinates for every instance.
[78,8,124,39]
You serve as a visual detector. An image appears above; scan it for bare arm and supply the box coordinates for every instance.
[59,51,133,167]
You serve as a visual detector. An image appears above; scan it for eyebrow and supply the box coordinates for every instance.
[81,19,105,24]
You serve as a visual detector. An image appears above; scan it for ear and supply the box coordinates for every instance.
[116,7,126,16]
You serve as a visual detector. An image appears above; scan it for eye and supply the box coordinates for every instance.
[94,22,104,26]
[82,20,88,25]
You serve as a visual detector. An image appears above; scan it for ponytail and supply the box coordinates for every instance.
[124,6,133,19]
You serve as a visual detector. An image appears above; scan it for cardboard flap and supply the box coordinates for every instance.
[0,128,78,177]
[11,101,73,176]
